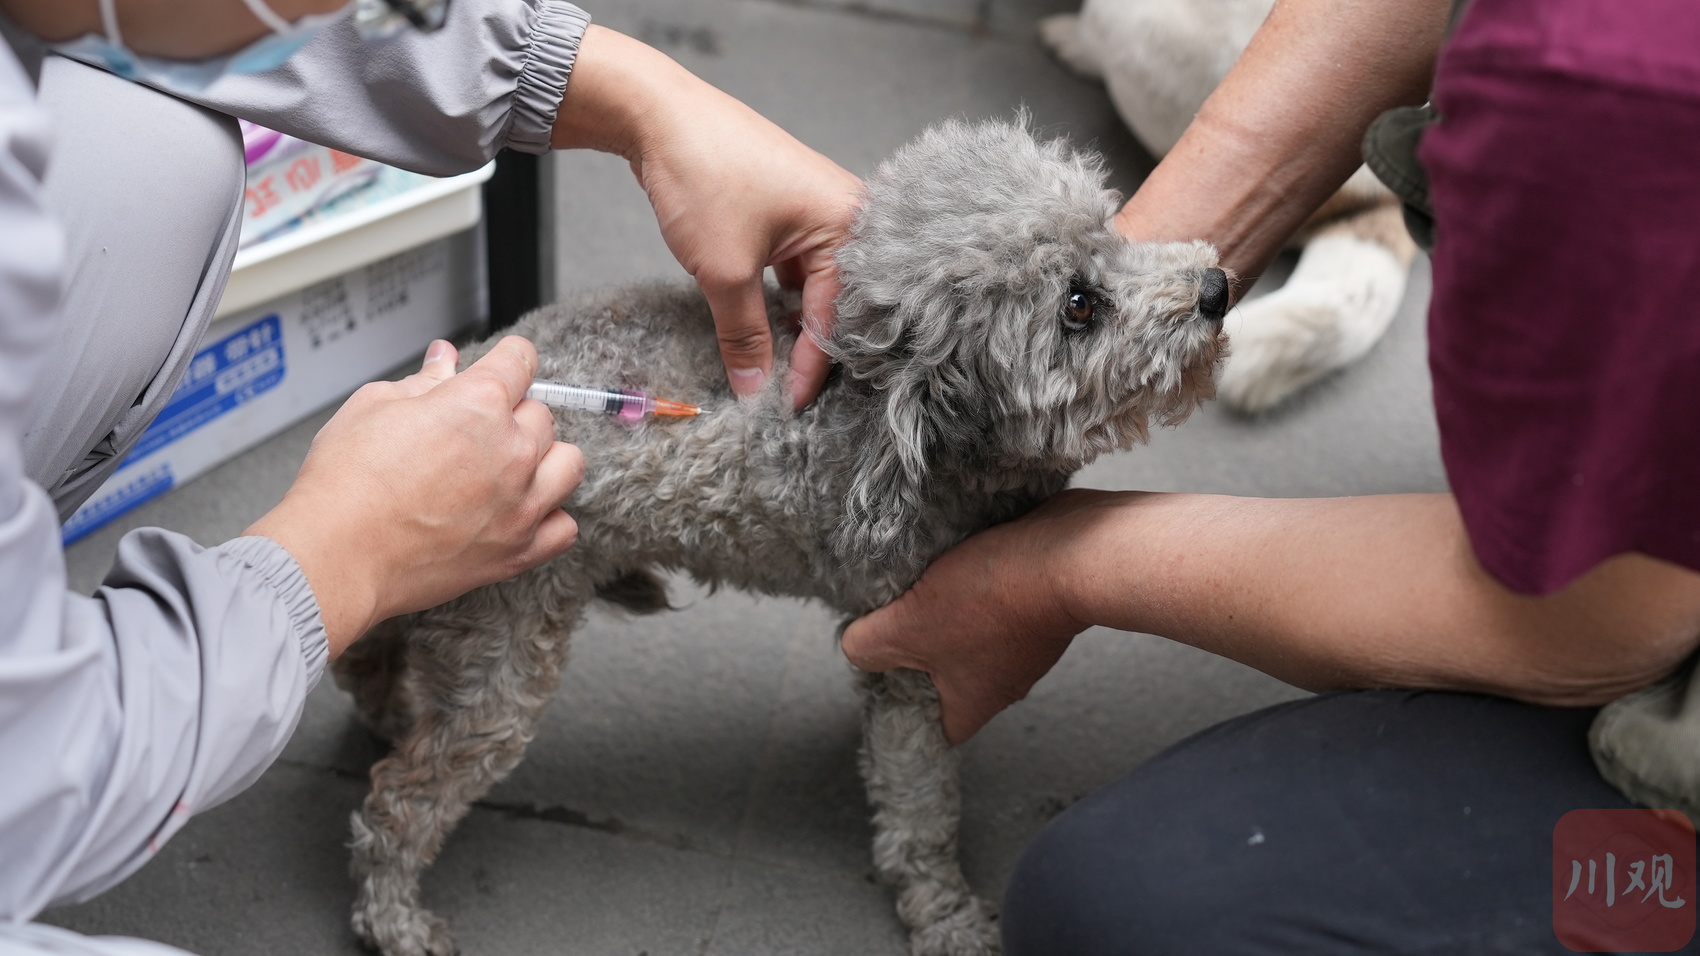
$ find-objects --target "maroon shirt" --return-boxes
[1421,0,1700,594]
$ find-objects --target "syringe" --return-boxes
[526,379,708,421]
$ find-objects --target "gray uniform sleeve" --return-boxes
[0,0,587,922]
[0,42,328,922]
[181,0,590,176]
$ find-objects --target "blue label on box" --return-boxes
[130,314,286,460]
[61,315,286,547]
[61,462,175,546]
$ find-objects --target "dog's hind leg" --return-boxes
[334,615,420,744]
[347,577,583,956]
[859,669,1001,956]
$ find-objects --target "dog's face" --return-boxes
[826,117,1228,559]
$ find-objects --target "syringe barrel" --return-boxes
[526,381,653,420]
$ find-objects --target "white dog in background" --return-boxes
[1042,0,1417,412]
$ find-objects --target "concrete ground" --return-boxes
[45,0,1447,952]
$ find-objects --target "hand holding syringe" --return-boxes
[526,380,709,422]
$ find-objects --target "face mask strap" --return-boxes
[236,0,295,35]
[98,0,295,46]
[98,0,124,44]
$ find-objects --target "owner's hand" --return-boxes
[842,491,1103,744]
[247,337,584,657]
[552,26,862,411]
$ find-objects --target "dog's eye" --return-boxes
[1062,290,1096,333]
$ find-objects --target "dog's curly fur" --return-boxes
[334,117,1226,956]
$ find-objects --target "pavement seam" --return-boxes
[274,756,893,890]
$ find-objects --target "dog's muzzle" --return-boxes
[1198,268,1230,324]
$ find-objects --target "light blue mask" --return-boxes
[56,0,351,94]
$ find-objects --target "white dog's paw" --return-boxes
[908,894,1001,956]
[1217,233,1408,413]
[1038,13,1104,80]
[352,901,458,956]
[1217,292,1360,412]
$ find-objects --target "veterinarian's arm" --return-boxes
[171,4,858,408]
[247,336,585,657]
[0,333,579,919]
[133,0,591,177]
[844,491,1700,744]
[1116,0,1451,292]
[0,12,585,916]
[551,25,863,409]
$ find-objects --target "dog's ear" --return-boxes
[833,370,938,564]
[825,114,1107,564]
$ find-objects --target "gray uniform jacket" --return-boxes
[0,0,588,925]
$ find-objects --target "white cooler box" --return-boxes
[63,165,494,545]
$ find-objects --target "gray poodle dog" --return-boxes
[335,117,1229,956]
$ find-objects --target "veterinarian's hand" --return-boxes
[552,26,863,411]
[842,491,1104,745]
[247,337,585,657]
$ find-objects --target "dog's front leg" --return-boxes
[858,668,1001,956]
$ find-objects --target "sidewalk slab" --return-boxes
[478,587,811,857]
[700,860,910,956]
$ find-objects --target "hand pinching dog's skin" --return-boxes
[335,117,1227,956]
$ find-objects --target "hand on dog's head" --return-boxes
[824,116,1228,562]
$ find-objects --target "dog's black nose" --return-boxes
[1199,268,1230,323]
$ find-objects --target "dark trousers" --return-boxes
[1001,691,1651,955]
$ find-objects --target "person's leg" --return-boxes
[1001,691,1637,955]
[25,56,244,519]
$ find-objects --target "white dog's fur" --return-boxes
[1041,0,1417,411]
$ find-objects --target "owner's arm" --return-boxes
[844,491,1700,745]
[1063,495,1700,703]
[844,0,1700,744]
[1117,0,1451,291]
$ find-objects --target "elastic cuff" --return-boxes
[218,536,329,687]
[505,0,592,154]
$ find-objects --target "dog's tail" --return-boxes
[594,568,673,615]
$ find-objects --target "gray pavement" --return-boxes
[43,0,1447,952]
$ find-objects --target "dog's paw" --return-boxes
[908,895,1001,956]
[1217,233,1408,413]
[352,903,459,956]
[1038,14,1104,80]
